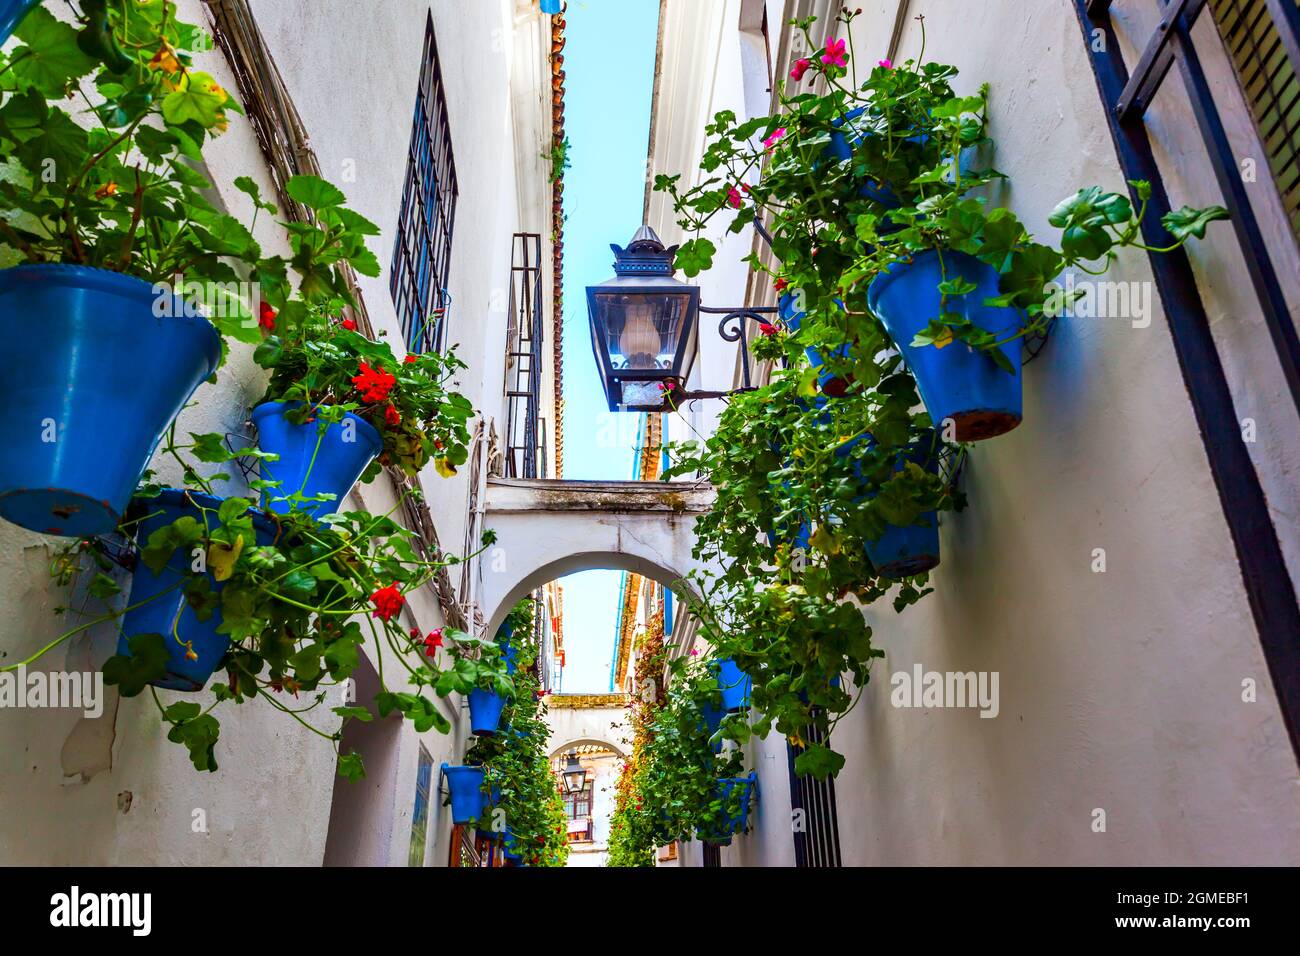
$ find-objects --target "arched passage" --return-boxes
[476,477,714,637]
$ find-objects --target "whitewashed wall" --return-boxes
[0,0,555,866]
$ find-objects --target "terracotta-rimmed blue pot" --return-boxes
[0,266,220,537]
[443,765,486,825]
[468,688,508,736]
[251,401,383,516]
[118,489,279,691]
[701,773,758,846]
[0,0,41,46]
[868,249,1024,441]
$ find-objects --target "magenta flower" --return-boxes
[763,127,786,149]
[726,186,742,209]
[877,57,893,69]
[789,58,811,82]
[758,322,779,337]
[821,37,847,68]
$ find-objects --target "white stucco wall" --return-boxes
[0,0,555,866]
[648,0,1300,866]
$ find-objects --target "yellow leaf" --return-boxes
[809,524,841,555]
[208,534,244,582]
[434,457,457,479]
[933,327,954,349]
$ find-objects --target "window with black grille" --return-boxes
[390,14,458,354]
[505,233,546,478]
[1209,0,1300,242]
[787,714,842,867]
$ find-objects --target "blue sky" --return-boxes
[554,0,660,692]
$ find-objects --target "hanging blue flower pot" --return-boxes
[539,0,562,13]
[443,765,486,825]
[825,106,975,210]
[117,489,279,691]
[779,293,853,395]
[699,698,726,754]
[702,773,757,846]
[868,249,1024,442]
[0,0,40,46]
[251,401,383,516]
[713,658,752,712]
[468,687,508,736]
[477,785,505,839]
[837,432,942,578]
[0,265,220,537]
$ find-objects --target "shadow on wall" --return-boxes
[322,654,402,866]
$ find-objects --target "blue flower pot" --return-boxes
[118,489,279,691]
[826,107,975,209]
[702,774,757,845]
[0,265,220,537]
[0,0,40,46]
[468,688,508,736]
[838,432,942,578]
[477,786,505,839]
[868,250,1024,441]
[699,699,726,753]
[539,0,562,12]
[251,401,383,516]
[444,765,486,825]
[779,293,853,395]
[714,658,752,712]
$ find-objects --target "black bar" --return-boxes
[1115,0,1195,122]
[1263,0,1300,103]
[1075,0,1300,763]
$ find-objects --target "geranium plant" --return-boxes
[653,9,1227,779]
[468,629,569,867]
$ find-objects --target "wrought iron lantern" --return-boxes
[586,225,777,413]
[561,751,587,794]
[585,226,701,412]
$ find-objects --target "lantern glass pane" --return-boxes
[591,291,694,371]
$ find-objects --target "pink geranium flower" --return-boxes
[821,37,847,68]
[789,57,811,82]
[726,186,742,209]
[878,58,893,69]
[763,127,786,149]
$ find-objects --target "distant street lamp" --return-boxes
[561,751,587,794]
[585,225,776,412]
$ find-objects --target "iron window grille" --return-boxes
[390,13,458,355]
[505,233,547,478]
[787,711,843,867]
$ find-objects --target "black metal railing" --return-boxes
[1075,0,1300,761]
[505,233,546,478]
[787,712,842,867]
[390,13,458,355]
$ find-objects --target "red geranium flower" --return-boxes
[774,277,788,293]
[258,301,276,331]
[352,361,396,403]
[370,582,404,621]
[384,404,401,428]
[422,628,444,657]
[340,317,357,331]
[758,322,779,337]
[404,354,417,364]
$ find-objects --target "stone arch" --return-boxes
[548,737,628,759]
[476,478,714,638]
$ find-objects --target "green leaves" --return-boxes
[101,634,170,697]
[11,7,99,96]
[793,742,845,780]
[674,237,716,278]
[1162,204,1229,242]
[286,175,347,210]
[161,71,229,129]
